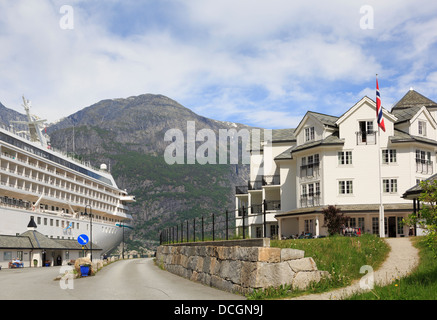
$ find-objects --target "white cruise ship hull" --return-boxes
[0,206,127,255]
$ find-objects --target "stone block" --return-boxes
[255,261,295,288]
[287,257,317,272]
[240,261,259,287]
[292,271,329,290]
[258,247,281,263]
[236,247,259,261]
[280,248,305,261]
[219,260,241,284]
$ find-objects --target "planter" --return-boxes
[80,265,90,277]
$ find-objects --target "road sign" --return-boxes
[77,234,89,245]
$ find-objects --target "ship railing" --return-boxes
[0,125,104,173]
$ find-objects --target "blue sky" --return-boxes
[1,0,437,128]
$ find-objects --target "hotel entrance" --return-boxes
[388,217,397,238]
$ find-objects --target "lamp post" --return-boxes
[82,205,93,261]
[116,223,134,260]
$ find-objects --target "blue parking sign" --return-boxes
[77,234,89,245]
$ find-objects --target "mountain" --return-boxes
[44,94,251,250]
[0,100,28,127]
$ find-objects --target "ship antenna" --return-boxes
[11,96,48,147]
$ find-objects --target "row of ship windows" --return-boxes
[0,168,120,207]
[33,215,120,234]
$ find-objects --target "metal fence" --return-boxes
[159,202,271,245]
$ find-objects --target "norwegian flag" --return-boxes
[376,77,386,132]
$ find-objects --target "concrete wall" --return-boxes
[156,240,329,295]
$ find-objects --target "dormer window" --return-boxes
[305,127,315,142]
[418,120,427,136]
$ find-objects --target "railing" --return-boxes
[356,131,376,145]
[159,201,279,245]
[248,180,263,190]
[300,193,321,208]
[235,185,248,194]
[235,175,280,194]
[416,159,433,174]
[264,200,281,211]
[262,175,280,186]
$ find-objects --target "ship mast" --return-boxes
[11,96,48,147]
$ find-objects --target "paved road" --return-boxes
[0,258,245,300]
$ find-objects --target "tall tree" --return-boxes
[405,180,437,258]
[322,205,349,236]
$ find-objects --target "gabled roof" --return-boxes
[391,105,423,123]
[402,172,437,199]
[0,230,102,250]
[336,96,397,126]
[390,129,437,147]
[294,111,339,137]
[391,89,437,111]
[274,133,344,160]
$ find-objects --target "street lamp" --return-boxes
[116,223,134,260]
[82,205,93,261]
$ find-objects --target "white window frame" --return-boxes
[382,178,398,194]
[338,180,353,195]
[382,149,397,164]
[338,151,353,165]
[305,127,315,142]
[418,120,427,136]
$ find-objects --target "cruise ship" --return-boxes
[0,97,135,256]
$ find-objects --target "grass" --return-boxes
[347,236,437,300]
[247,234,390,299]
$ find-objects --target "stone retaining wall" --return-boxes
[156,243,330,295]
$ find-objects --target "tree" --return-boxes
[322,205,349,236]
[404,180,437,258]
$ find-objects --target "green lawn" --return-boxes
[347,236,437,300]
[248,234,390,299]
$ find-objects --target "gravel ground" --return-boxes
[288,237,420,300]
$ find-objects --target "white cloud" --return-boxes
[1,0,437,129]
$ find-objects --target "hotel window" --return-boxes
[372,217,379,235]
[418,120,427,136]
[382,149,397,164]
[415,150,433,174]
[302,184,307,196]
[338,151,352,165]
[397,217,404,235]
[382,178,397,193]
[339,180,353,194]
[301,154,320,177]
[357,121,376,144]
[305,127,315,142]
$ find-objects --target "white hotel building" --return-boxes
[235,89,437,238]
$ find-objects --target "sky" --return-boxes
[1,0,437,128]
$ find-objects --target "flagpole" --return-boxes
[376,74,385,238]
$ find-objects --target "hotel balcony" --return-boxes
[262,175,280,186]
[264,200,281,211]
[416,159,433,175]
[235,185,249,194]
[356,130,376,145]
